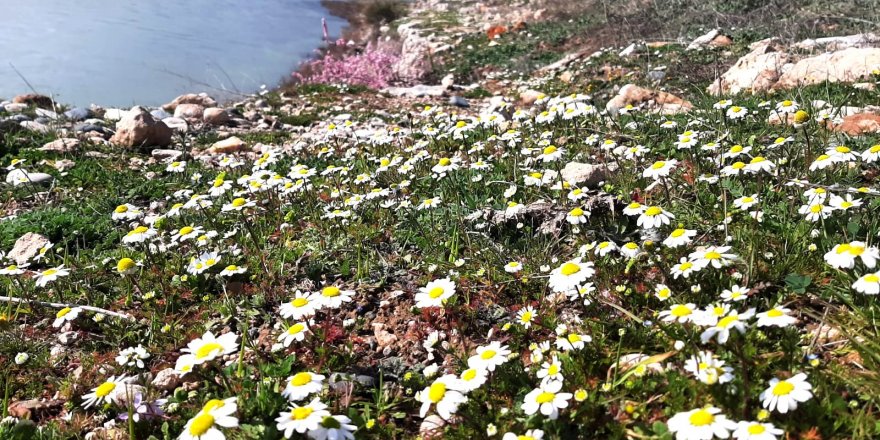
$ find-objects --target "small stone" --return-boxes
[162,93,217,111]
[150,109,172,120]
[561,162,617,187]
[173,103,204,122]
[834,113,880,136]
[206,136,246,154]
[449,96,470,108]
[8,232,51,265]
[647,70,666,82]
[35,108,58,119]
[372,323,398,348]
[5,169,54,186]
[7,399,64,421]
[4,103,28,113]
[40,138,80,153]
[103,108,128,121]
[151,149,183,161]
[559,70,574,83]
[606,84,692,115]
[110,106,173,149]
[687,29,720,50]
[162,117,189,132]
[12,93,53,109]
[520,89,545,105]
[151,368,181,391]
[203,107,230,125]
[419,415,446,438]
[63,107,91,121]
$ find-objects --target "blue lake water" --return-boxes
[0,0,345,107]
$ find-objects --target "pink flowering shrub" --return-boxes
[294,39,399,89]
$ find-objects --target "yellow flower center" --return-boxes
[671,305,692,317]
[428,382,447,403]
[290,372,313,387]
[750,156,766,163]
[651,161,666,169]
[717,315,738,328]
[202,399,225,412]
[42,269,58,277]
[644,206,662,216]
[288,323,306,334]
[731,162,745,170]
[679,262,693,271]
[292,297,309,308]
[117,258,136,273]
[772,381,795,396]
[810,204,822,213]
[535,391,556,404]
[461,369,477,381]
[704,251,722,260]
[547,364,560,375]
[292,407,314,420]
[543,145,557,155]
[671,229,685,237]
[95,382,117,398]
[428,286,445,299]
[179,226,194,236]
[570,208,584,217]
[438,158,451,166]
[195,342,223,360]
[56,307,72,319]
[748,424,766,434]
[835,146,851,153]
[689,409,714,426]
[864,274,879,283]
[567,334,582,343]
[480,349,497,360]
[231,198,246,207]
[767,308,784,317]
[520,311,533,323]
[560,262,581,276]
[114,205,128,213]
[322,286,341,297]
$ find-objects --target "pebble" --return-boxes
[64,107,91,121]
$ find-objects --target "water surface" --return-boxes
[0,0,344,107]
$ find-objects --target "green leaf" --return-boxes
[784,273,812,293]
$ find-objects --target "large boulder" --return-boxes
[606,84,692,115]
[162,93,217,112]
[708,38,789,95]
[110,106,173,149]
[774,47,880,90]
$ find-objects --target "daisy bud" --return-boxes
[14,352,29,365]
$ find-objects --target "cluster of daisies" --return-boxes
[5,85,880,440]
